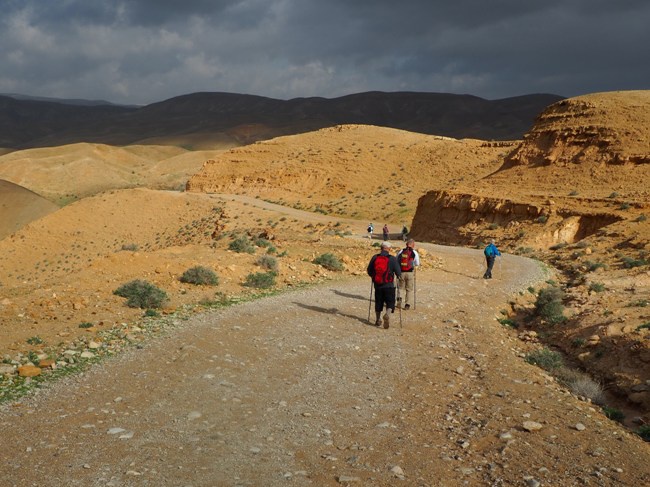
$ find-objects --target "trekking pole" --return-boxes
[397,284,402,328]
[367,280,373,324]
[413,267,417,310]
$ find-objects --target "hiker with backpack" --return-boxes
[483,239,502,279]
[367,223,374,239]
[397,239,420,310]
[367,241,401,328]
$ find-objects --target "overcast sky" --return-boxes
[1,0,648,105]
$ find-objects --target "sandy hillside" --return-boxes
[0,142,229,205]
[0,179,59,240]
[187,124,514,223]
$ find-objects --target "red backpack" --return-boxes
[399,248,415,272]
[373,254,393,284]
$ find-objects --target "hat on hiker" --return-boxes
[381,241,391,249]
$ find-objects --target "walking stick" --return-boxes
[396,283,402,328]
[367,280,373,324]
[413,267,417,310]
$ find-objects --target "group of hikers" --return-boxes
[365,224,501,329]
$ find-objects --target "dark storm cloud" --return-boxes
[0,0,648,105]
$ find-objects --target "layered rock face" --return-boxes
[504,90,650,168]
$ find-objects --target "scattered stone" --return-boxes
[337,475,361,483]
[0,364,15,375]
[522,421,543,432]
[390,465,405,479]
[107,427,126,435]
[524,476,541,487]
[17,365,41,377]
[187,411,202,420]
[575,423,586,431]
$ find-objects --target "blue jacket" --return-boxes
[484,243,501,258]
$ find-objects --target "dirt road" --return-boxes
[1,243,649,486]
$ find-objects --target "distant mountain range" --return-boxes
[0,91,564,149]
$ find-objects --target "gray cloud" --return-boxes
[1,0,648,105]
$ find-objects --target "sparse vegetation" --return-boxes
[620,256,649,268]
[588,282,606,293]
[78,322,93,329]
[535,215,548,224]
[637,424,650,442]
[636,214,647,222]
[243,271,277,289]
[602,406,625,423]
[228,235,256,254]
[525,348,563,371]
[256,255,279,272]
[179,266,219,286]
[535,286,565,323]
[114,279,168,309]
[26,336,44,345]
[584,260,607,272]
[313,253,344,271]
[497,317,517,328]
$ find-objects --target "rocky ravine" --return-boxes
[1,243,648,486]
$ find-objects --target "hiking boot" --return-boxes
[404,304,410,310]
[383,313,390,329]
[375,318,381,326]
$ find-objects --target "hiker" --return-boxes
[382,224,389,241]
[397,238,420,310]
[401,225,409,241]
[367,241,401,328]
[483,239,502,279]
[367,223,374,239]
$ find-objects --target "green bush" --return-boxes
[589,282,606,293]
[78,322,93,329]
[525,348,564,371]
[228,235,255,254]
[621,256,649,268]
[26,336,44,345]
[256,255,278,272]
[179,266,219,286]
[313,253,344,271]
[121,243,139,251]
[243,271,277,289]
[535,286,565,323]
[636,214,647,222]
[637,424,650,442]
[114,279,168,309]
[602,406,625,423]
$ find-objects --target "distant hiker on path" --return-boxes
[367,241,401,328]
[401,225,409,241]
[397,239,420,310]
[382,224,389,241]
[483,239,502,279]
[367,223,374,239]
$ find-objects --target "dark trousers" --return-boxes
[483,256,496,278]
[374,286,396,312]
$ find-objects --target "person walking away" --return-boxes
[382,224,390,241]
[367,223,374,239]
[483,239,501,279]
[401,225,409,242]
[397,238,420,309]
[367,241,401,328]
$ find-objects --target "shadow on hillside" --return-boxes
[293,302,371,326]
[330,289,369,301]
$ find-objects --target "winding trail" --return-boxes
[1,203,649,486]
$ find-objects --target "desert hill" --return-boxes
[1,89,649,432]
[410,91,650,411]
[0,91,562,149]
[186,124,515,223]
[0,180,59,240]
[0,142,230,205]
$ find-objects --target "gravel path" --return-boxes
[1,244,649,486]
